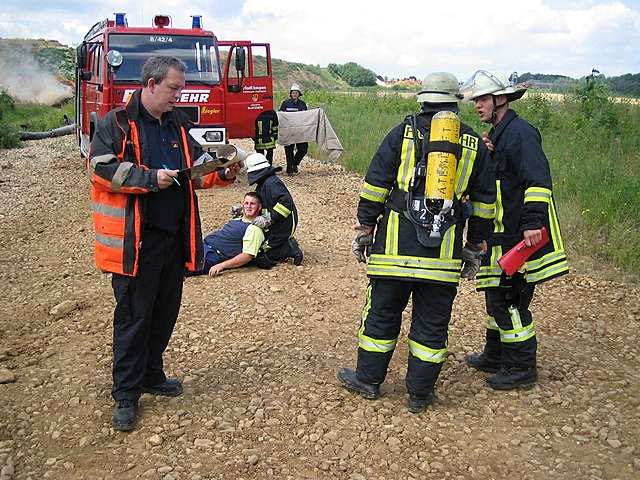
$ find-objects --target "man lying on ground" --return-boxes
[186,192,265,277]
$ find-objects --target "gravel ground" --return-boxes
[0,137,639,480]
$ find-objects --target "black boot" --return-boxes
[407,390,436,413]
[289,238,304,266]
[142,378,183,397]
[112,399,138,431]
[487,366,537,390]
[465,352,500,373]
[337,368,380,400]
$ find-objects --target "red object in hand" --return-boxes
[497,227,550,276]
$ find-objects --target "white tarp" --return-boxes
[276,108,344,162]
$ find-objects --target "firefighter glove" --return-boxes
[229,204,243,218]
[461,241,486,279]
[352,231,374,263]
[252,211,272,229]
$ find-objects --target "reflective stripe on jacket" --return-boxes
[88,89,233,276]
[357,111,495,285]
[476,109,569,289]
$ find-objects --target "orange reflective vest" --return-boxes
[88,89,233,276]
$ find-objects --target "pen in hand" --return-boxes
[162,164,181,187]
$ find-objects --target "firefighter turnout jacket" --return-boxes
[358,110,496,285]
[88,89,233,276]
[255,171,298,250]
[476,109,569,289]
[254,110,279,150]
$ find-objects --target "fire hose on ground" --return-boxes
[20,124,76,141]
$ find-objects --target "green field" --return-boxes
[284,87,640,277]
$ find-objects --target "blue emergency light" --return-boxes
[191,15,202,29]
[114,12,127,27]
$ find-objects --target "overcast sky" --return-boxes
[1,0,639,80]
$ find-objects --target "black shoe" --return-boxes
[465,352,500,373]
[141,378,183,397]
[337,368,380,400]
[407,391,436,413]
[112,399,138,431]
[289,238,304,266]
[292,165,299,173]
[487,367,538,390]
[287,171,295,177]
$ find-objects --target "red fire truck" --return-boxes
[75,13,273,157]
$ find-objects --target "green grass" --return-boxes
[0,91,74,148]
[285,89,640,277]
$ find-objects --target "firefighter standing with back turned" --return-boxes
[88,56,239,431]
[462,70,569,390]
[338,72,496,412]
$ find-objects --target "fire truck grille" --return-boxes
[175,106,200,124]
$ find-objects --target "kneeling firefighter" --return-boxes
[338,72,496,412]
[245,153,304,267]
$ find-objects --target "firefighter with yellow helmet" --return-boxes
[462,70,569,390]
[338,72,496,412]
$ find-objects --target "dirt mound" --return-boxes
[0,138,639,479]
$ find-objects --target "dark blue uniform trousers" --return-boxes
[111,228,184,402]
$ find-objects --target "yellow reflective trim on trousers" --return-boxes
[360,284,372,328]
[366,264,460,283]
[525,259,569,283]
[494,180,504,233]
[471,201,495,219]
[486,316,499,331]
[357,285,397,353]
[408,339,447,363]
[369,254,462,270]
[454,142,477,196]
[508,306,523,330]
[500,321,536,343]
[398,128,417,191]
[440,223,456,259]
[273,202,291,218]
[358,332,397,353]
[360,182,390,203]
[385,211,400,256]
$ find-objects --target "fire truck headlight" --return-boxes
[107,50,123,68]
[204,131,223,143]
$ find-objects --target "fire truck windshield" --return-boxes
[108,33,220,84]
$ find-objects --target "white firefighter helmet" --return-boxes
[245,152,270,173]
[416,72,462,103]
[289,83,303,96]
[461,70,527,102]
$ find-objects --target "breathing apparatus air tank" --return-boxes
[425,110,460,215]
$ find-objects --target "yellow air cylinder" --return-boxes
[425,111,460,203]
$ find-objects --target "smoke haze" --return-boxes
[0,43,73,105]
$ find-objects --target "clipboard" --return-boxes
[180,145,245,180]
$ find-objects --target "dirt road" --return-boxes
[1,137,639,480]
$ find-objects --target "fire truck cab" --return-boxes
[75,13,273,157]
